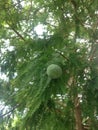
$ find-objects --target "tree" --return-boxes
[0,0,98,129]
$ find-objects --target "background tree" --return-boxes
[0,0,98,130]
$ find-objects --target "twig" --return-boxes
[55,49,69,61]
[7,22,26,42]
[11,27,26,42]
[0,104,19,118]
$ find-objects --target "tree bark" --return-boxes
[74,96,84,130]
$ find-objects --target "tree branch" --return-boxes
[7,22,26,42]
[11,27,26,42]
[54,49,69,61]
[0,104,19,118]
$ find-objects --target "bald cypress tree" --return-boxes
[0,0,98,129]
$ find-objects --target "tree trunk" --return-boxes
[74,96,84,130]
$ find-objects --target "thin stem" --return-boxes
[0,104,19,118]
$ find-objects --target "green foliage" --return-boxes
[0,0,98,129]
